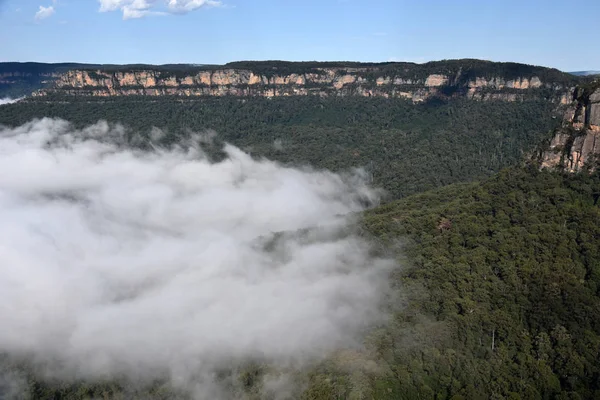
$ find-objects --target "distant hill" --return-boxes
[0,62,96,98]
[0,59,582,100]
[569,70,600,76]
[0,62,204,98]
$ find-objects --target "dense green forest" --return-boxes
[357,167,600,399]
[254,167,600,399]
[0,96,562,198]
[3,167,599,399]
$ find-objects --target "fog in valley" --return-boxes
[0,118,393,397]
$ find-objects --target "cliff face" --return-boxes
[0,62,98,98]
[540,81,600,171]
[33,64,574,103]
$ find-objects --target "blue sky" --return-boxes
[0,0,598,71]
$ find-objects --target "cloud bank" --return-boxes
[99,0,221,19]
[0,119,391,396]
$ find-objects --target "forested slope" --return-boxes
[0,97,561,199]
[353,167,600,399]
[3,167,599,399]
[1,71,597,399]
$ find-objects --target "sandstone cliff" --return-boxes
[540,81,600,171]
[32,60,576,103]
[0,62,101,98]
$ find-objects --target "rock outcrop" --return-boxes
[540,81,600,171]
[31,60,576,103]
[0,62,98,98]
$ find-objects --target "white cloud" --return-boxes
[0,119,392,396]
[167,0,221,13]
[0,98,23,105]
[34,5,55,20]
[98,0,221,19]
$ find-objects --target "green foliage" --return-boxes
[0,96,562,199]
[354,167,600,399]
[0,141,598,398]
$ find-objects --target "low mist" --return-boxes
[0,98,21,105]
[0,119,392,396]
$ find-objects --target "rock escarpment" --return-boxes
[0,62,97,98]
[31,60,576,103]
[540,81,600,171]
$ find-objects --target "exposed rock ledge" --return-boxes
[540,82,600,171]
[34,67,572,103]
